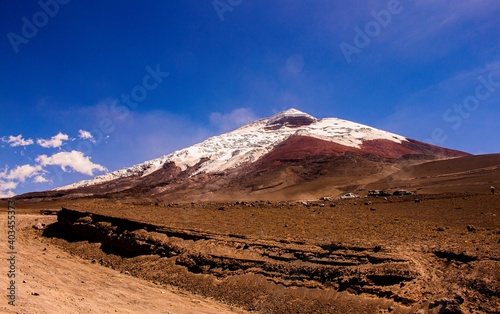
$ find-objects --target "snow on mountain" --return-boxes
[55,109,407,190]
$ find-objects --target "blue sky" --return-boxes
[1,0,500,197]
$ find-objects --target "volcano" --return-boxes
[21,109,469,201]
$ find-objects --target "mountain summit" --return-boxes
[265,108,318,128]
[47,109,467,200]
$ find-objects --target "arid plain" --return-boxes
[2,154,499,313]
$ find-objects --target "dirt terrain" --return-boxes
[367,154,500,195]
[3,154,500,313]
[5,191,499,313]
[0,214,245,314]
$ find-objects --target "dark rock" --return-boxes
[454,294,465,304]
[443,304,463,314]
[429,298,464,314]
[467,225,477,232]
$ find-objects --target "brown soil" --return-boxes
[368,154,500,194]
[6,192,500,313]
[4,153,500,313]
[0,214,246,314]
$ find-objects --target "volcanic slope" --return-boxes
[366,153,500,194]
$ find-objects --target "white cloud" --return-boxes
[78,129,96,143]
[4,164,44,182]
[0,178,18,199]
[0,180,18,191]
[37,132,69,148]
[209,108,259,132]
[36,150,107,176]
[33,175,49,183]
[1,134,34,147]
[0,190,15,198]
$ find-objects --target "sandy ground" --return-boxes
[40,194,500,313]
[0,214,244,314]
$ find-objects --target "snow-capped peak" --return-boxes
[266,108,317,128]
[268,108,316,120]
[55,109,408,190]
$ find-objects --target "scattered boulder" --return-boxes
[466,225,477,233]
[429,295,464,314]
[393,189,413,196]
[32,222,45,230]
[76,216,92,224]
[454,294,465,304]
[39,209,57,215]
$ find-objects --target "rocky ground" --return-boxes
[4,192,499,313]
[0,214,246,314]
